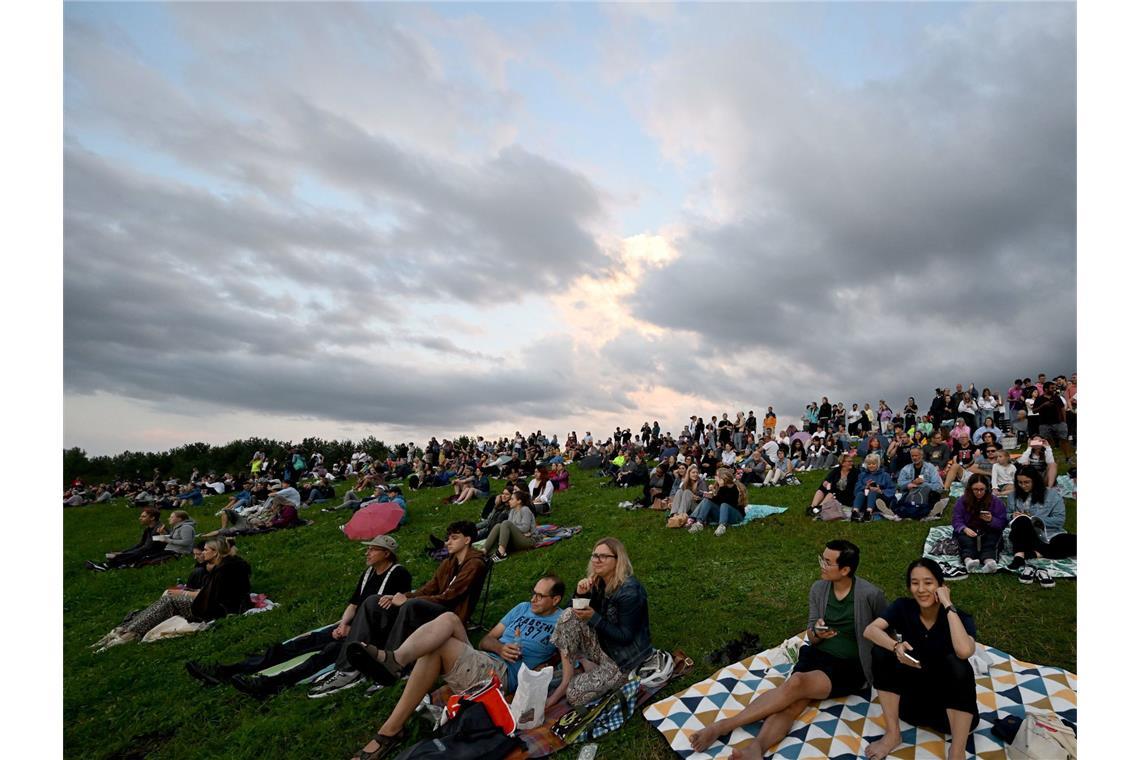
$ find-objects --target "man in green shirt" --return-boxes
[689,540,886,759]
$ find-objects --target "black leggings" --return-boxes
[871,646,979,734]
[1009,516,1077,559]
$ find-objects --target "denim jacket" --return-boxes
[585,575,652,672]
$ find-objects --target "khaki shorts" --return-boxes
[444,645,509,693]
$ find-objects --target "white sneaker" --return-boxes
[964,558,982,573]
[308,669,363,698]
[714,524,727,536]
[688,521,704,533]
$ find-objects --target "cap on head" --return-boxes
[361,534,398,557]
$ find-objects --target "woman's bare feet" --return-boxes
[689,721,725,752]
[729,739,766,760]
[865,731,902,760]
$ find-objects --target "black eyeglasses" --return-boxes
[531,590,556,599]
[590,553,617,561]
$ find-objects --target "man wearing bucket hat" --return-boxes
[185,535,412,697]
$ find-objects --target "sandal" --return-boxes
[672,648,695,680]
[351,730,406,760]
[347,642,403,686]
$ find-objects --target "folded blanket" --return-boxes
[738,505,787,525]
[923,525,1076,578]
[473,525,582,554]
[645,638,1077,759]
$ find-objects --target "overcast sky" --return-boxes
[62,2,1076,455]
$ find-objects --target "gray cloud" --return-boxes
[626,5,1076,406]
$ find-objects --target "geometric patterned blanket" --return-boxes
[644,639,1077,759]
[922,525,1077,578]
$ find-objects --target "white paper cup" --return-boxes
[572,597,590,610]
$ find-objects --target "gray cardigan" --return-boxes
[807,577,887,686]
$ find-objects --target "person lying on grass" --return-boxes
[688,539,886,759]
[348,574,564,760]
[185,535,412,696]
[308,521,486,698]
[862,559,978,760]
[92,537,250,650]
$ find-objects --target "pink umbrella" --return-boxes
[343,502,404,541]
[791,432,812,447]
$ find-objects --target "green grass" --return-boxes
[64,464,1076,759]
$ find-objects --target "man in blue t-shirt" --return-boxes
[349,575,565,759]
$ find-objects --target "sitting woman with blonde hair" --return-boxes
[547,537,652,708]
[689,467,748,536]
[93,537,252,650]
[669,463,706,520]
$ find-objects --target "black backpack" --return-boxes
[392,701,523,760]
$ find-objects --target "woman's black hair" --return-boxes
[1015,464,1047,504]
[906,557,944,586]
[963,473,992,513]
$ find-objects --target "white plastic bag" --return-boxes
[141,615,210,643]
[509,662,553,730]
[968,643,994,676]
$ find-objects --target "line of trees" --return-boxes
[63,436,396,485]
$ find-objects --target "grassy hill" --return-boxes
[63,463,1076,759]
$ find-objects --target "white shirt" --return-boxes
[991,462,1017,490]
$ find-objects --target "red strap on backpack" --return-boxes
[444,670,517,735]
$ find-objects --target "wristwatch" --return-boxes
[944,605,959,615]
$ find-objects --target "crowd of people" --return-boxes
[72,371,1076,759]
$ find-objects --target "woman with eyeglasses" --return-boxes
[951,474,1008,574]
[547,537,651,708]
[1007,466,1075,585]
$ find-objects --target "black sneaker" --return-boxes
[1017,565,1036,584]
[850,511,863,523]
[185,661,225,686]
[1035,568,1056,589]
[941,564,968,582]
[231,674,276,699]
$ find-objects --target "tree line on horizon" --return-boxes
[62,435,417,485]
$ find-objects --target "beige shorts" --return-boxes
[444,645,509,693]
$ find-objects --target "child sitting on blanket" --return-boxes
[688,540,887,759]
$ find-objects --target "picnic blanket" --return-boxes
[644,638,1077,759]
[1055,474,1076,499]
[923,525,1077,578]
[474,525,582,554]
[140,593,278,642]
[532,524,583,548]
[738,505,787,526]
